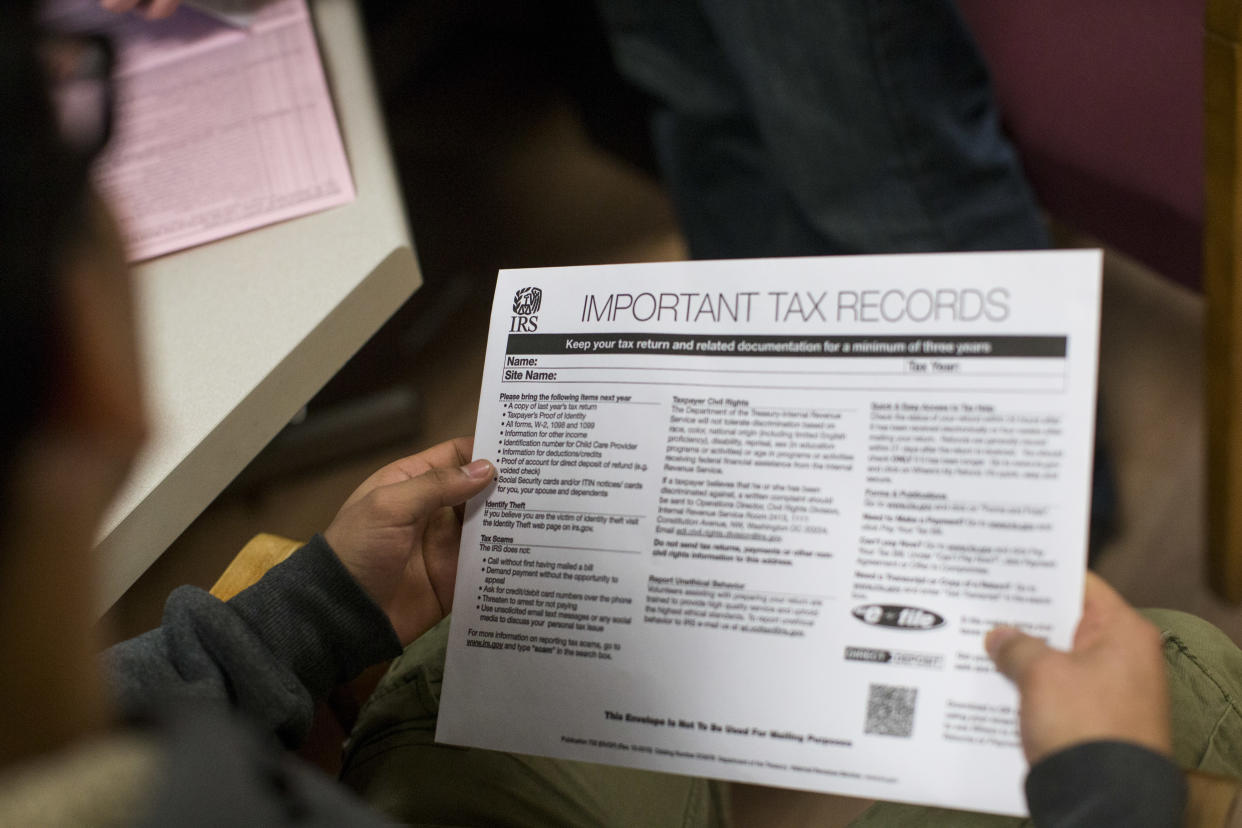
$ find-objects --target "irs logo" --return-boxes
[513,287,542,315]
[510,286,542,332]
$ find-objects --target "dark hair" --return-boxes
[0,3,93,531]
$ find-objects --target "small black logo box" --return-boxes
[513,287,542,315]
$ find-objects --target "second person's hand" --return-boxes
[324,437,494,646]
[985,572,1171,764]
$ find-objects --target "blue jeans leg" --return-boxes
[596,0,1049,258]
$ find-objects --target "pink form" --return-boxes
[46,0,356,261]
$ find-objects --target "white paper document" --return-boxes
[439,251,1102,816]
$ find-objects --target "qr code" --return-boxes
[864,683,917,738]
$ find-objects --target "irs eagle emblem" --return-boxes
[513,287,542,315]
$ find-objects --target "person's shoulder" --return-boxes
[0,731,157,827]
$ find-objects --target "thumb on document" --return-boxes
[378,460,496,523]
[985,627,1051,685]
[324,438,495,645]
[984,573,1171,764]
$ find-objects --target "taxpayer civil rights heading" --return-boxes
[579,288,1011,325]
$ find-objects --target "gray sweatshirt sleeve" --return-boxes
[103,534,403,746]
[1025,741,1186,827]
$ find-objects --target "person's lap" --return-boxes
[340,610,1242,827]
[339,618,729,827]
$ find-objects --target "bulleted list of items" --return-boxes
[467,330,1076,653]
[475,389,660,661]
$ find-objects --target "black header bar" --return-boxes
[506,333,1066,358]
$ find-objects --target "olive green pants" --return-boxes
[339,617,730,827]
[341,611,1242,827]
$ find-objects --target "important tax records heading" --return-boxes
[578,288,1011,325]
[505,333,1068,358]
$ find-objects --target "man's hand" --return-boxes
[324,437,494,646]
[985,572,1171,764]
[99,0,182,20]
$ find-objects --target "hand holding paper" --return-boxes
[986,572,1172,764]
[325,439,495,647]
